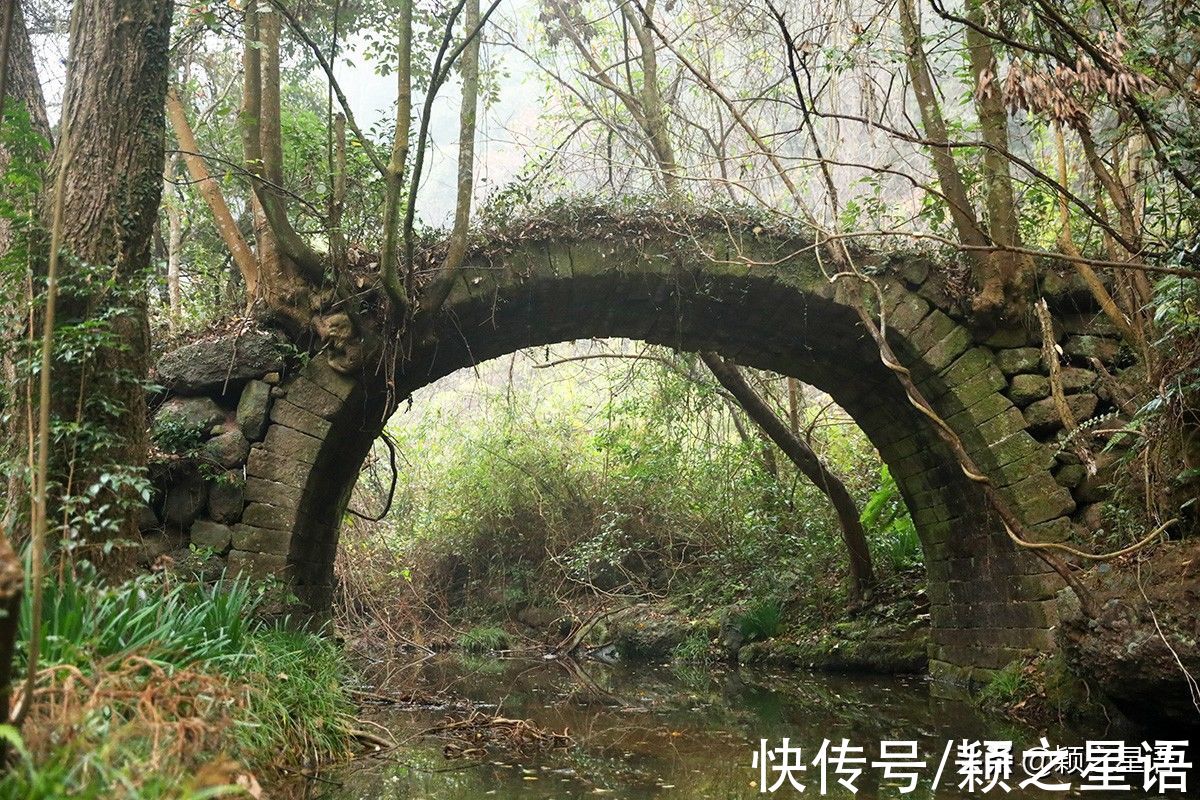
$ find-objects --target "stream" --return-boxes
[319,655,1177,799]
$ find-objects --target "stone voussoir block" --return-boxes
[241,502,297,532]
[939,363,1008,410]
[938,347,997,389]
[994,445,1057,488]
[228,549,290,580]
[909,310,958,356]
[886,291,931,335]
[284,377,345,420]
[304,357,356,401]
[968,407,1028,454]
[270,399,333,440]
[263,424,323,465]
[245,475,305,508]
[247,446,310,488]
[920,325,973,374]
[233,523,293,554]
[1003,474,1076,525]
[946,391,1014,431]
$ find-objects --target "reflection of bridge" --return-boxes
[148,217,1121,687]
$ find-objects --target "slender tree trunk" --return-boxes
[379,0,414,309]
[619,0,678,189]
[0,3,47,730]
[415,0,483,321]
[964,0,1033,315]
[700,353,876,599]
[164,170,183,329]
[41,0,174,562]
[896,0,993,299]
[165,87,258,299]
[787,377,802,435]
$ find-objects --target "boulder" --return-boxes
[137,530,185,565]
[155,396,224,432]
[610,608,690,661]
[203,429,251,469]
[162,472,208,528]
[156,330,288,396]
[236,380,272,441]
[138,504,161,532]
[190,519,234,552]
[1023,393,1099,435]
[208,473,245,523]
[996,347,1042,376]
[1009,374,1050,406]
[1063,335,1119,364]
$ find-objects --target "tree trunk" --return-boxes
[964,0,1033,316]
[165,87,258,300]
[163,153,183,328]
[700,352,876,599]
[0,3,45,732]
[41,0,174,562]
[414,0,484,323]
[896,0,992,295]
[2,1,51,538]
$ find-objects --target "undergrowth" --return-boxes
[0,568,355,798]
[337,347,923,649]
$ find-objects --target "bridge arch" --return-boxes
[185,221,1102,687]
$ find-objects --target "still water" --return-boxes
[320,655,1168,799]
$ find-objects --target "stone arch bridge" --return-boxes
[145,217,1122,687]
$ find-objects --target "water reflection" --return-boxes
[321,656,1150,799]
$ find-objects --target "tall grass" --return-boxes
[1,569,354,799]
[19,566,258,670]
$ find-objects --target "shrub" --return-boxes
[2,569,354,798]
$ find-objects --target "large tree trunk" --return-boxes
[700,352,876,599]
[41,0,174,563]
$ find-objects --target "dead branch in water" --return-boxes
[421,709,572,758]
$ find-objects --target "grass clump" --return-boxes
[738,600,783,643]
[977,661,1034,711]
[671,631,713,664]
[459,625,510,652]
[0,568,356,799]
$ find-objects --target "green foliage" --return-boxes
[671,631,713,664]
[1,570,353,798]
[459,625,511,652]
[150,414,208,455]
[859,465,922,571]
[230,627,355,764]
[20,566,256,670]
[737,600,783,643]
[349,347,914,631]
[977,661,1033,711]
